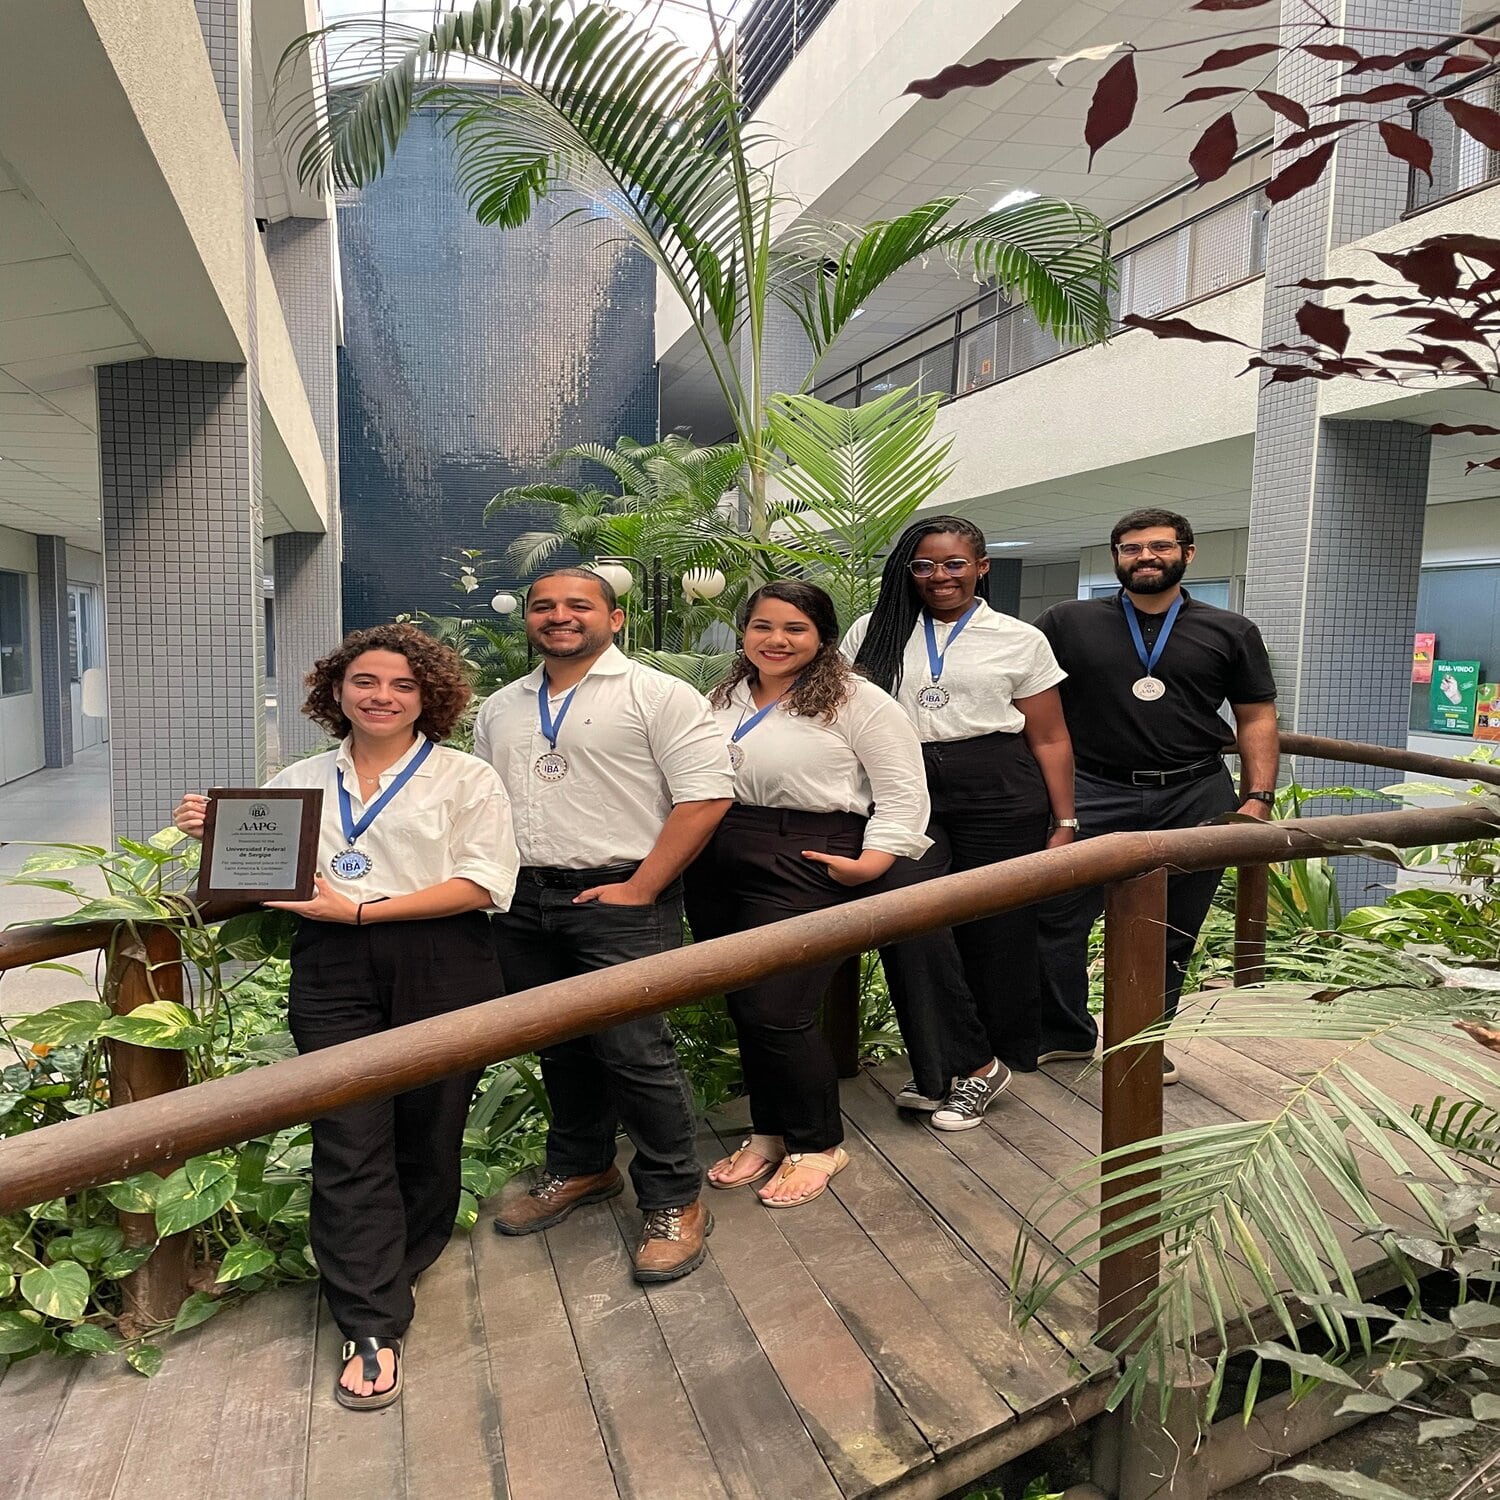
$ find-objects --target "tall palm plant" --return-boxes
[274,0,1115,537]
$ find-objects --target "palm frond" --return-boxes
[633,649,735,692]
[775,195,1114,367]
[1015,973,1500,1421]
[760,387,952,588]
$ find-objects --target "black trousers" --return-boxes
[491,869,702,1211]
[685,805,989,1151]
[287,912,503,1339]
[1035,765,1239,1052]
[902,731,1053,1072]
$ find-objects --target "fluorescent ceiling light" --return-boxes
[986,540,1030,550]
[991,189,1040,211]
[850,307,866,318]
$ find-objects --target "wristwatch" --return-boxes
[1052,818,1081,830]
[1242,791,1275,807]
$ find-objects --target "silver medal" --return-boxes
[330,847,373,880]
[728,741,745,770]
[1132,676,1166,702]
[916,684,951,710]
[534,749,570,782]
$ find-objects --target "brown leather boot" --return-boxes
[492,1166,623,1236]
[632,1200,713,1283]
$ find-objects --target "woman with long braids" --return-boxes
[685,580,998,1206]
[845,516,1077,1118]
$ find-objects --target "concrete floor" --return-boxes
[0,745,113,1015]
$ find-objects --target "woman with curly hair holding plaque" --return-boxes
[174,622,517,1411]
[685,581,997,1209]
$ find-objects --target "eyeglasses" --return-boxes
[1114,541,1182,559]
[909,558,974,578]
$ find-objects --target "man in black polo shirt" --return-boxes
[1033,508,1279,1082]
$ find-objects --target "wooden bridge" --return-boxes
[2,735,1498,1500]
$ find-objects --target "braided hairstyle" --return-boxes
[853,515,991,695]
[709,579,854,723]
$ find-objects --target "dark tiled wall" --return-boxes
[336,106,658,629]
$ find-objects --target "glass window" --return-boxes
[1410,564,1500,731]
[0,570,32,696]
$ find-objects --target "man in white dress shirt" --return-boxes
[474,568,733,1282]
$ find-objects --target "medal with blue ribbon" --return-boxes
[727,686,791,770]
[1122,593,1183,702]
[917,602,980,709]
[331,736,435,880]
[534,677,578,782]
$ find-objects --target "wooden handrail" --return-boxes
[1279,731,1500,787]
[0,800,1494,1213]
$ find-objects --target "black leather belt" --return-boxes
[1076,756,1225,789]
[519,862,639,890]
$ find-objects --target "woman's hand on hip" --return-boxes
[266,878,359,924]
[172,794,209,840]
[801,849,896,887]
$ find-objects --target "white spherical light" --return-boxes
[682,567,726,601]
[490,591,518,616]
[591,562,634,598]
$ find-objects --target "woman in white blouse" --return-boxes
[845,516,1077,1094]
[174,623,518,1413]
[686,581,1002,1209]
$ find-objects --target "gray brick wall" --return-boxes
[34,535,72,769]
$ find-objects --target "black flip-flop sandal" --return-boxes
[335,1336,403,1411]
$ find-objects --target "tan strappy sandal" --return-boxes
[708,1133,786,1189]
[757,1147,849,1209]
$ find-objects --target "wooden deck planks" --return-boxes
[4,1345,80,1498]
[474,1205,619,1500]
[402,1239,507,1500]
[607,1194,845,1500]
[543,1199,729,1500]
[692,1125,931,1498]
[206,1281,319,1500]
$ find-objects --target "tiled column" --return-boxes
[1244,0,1457,905]
[93,0,263,838]
[34,535,72,769]
[97,362,265,838]
[265,217,343,760]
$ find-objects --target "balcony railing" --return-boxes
[814,185,1268,413]
[731,0,840,118]
[1408,60,1500,214]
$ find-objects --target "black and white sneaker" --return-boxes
[896,1079,944,1112]
[932,1061,1011,1131]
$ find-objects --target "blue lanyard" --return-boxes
[1121,594,1183,677]
[732,689,790,744]
[336,737,434,847]
[922,602,980,683]
[537,677,578,749]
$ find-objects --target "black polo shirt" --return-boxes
[1035,589,1277,772]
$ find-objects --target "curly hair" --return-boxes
[302,622,472,741]
[853,515,991,695]
[709,580,853,724]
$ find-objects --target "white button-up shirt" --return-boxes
[473,645,734,869]
[842,601,1066,743]
[712,677,933,860]
[266,735,519,909]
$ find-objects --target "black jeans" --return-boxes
[287,911,503,1339]
[685,806,989,1150]
[491,868,702,1211]
[904,731,1052,1072]
[1034,765,1239,1052]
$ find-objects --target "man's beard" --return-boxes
[1115,556,1187,594]
[530,623,615,658]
